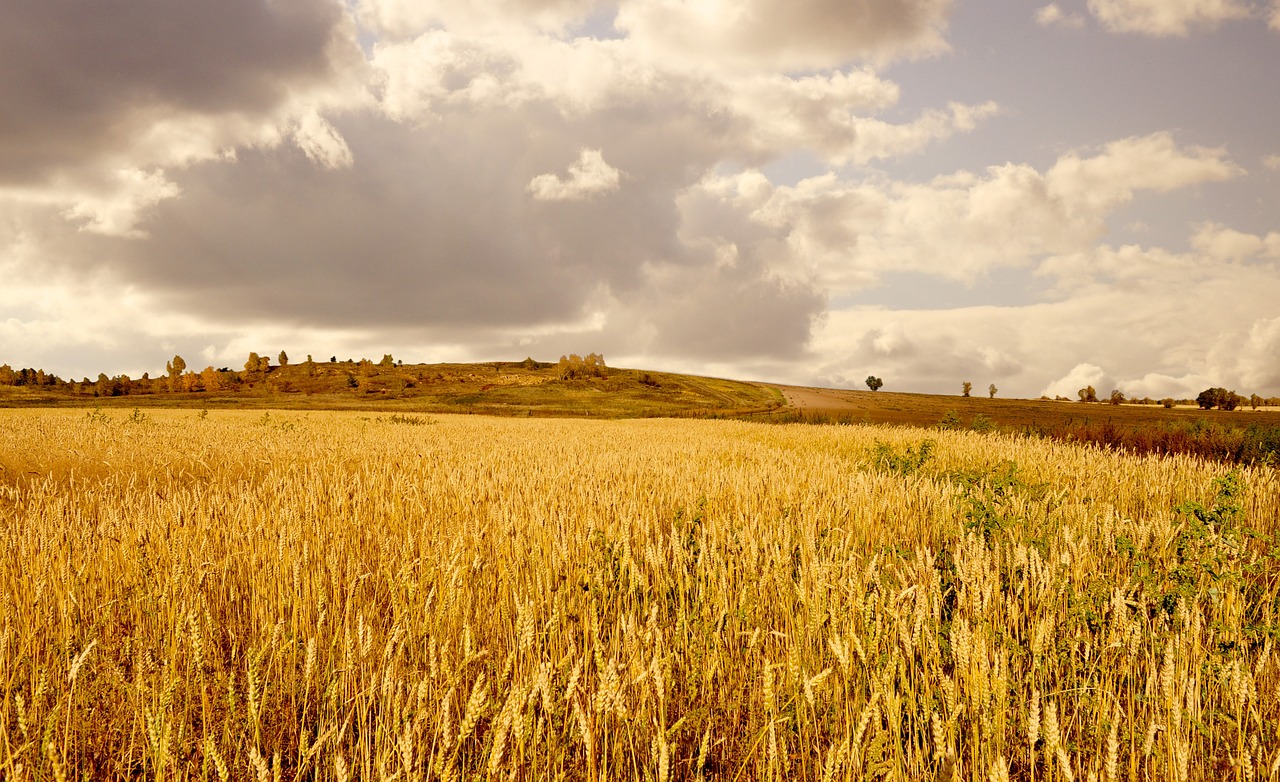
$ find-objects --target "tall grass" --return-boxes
[0,409,1276,780]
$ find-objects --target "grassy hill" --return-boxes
[0,359,785,418]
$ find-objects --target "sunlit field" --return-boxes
[1,409,1277,781]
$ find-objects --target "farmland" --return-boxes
[1,408,1277,780]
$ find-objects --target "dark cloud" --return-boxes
[0,0,347,184]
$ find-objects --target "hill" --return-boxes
[0,358,785,419]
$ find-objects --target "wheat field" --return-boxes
[0,408,1276,781]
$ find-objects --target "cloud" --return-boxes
[0,0,358,185]
[358,0,608,37]
[294,111,356,170]
[368,25,993,169]
[1044,132,1240,212]
[1265,154,1280,171]
[615,0,953,71]
[0,0,367,238]
[1086,0,1252,36]
[60,168,183,238]
[673,132,1240,300]
[1036,4,1086,28]
[1231,317,1280,390]
[1041,363,1109,398]
[1191,222,1280,260]
[528,149,623,201]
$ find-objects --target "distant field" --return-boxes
[5,364,1279,464]
[1,409,1277,780]
[768,387,1280,466]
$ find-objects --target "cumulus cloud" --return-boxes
[1036,4,1086,28]
[528,149,623,201]
[1191,223,1280,260]
[1045,133,1241,210]
[672,132,1241,301]
[1041,363,1109,399]
[1086,0,1252,36]
[1232,317,1280,390]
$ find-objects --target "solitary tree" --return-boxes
[865,376,884,392]
[278,350,289,367]
[1078,386,1098,403]
[962,381,972,397]
[1109,389,1125,405]
[988,384,997,399]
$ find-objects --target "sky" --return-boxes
[2,0,1279,398]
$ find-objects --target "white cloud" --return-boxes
[1272,0,1280,29]
[1087,0,1252,36]
[676,132,1240,298]
[1036,4,1086,28]
[57,169,181,238]
[1116,372,1209,399]
[1264,154,1280,170]
[293,111,355,170]
[528,148,623,201]
[1232,317,1280,389]
[1191,222,1280,260]
[1041,363,1109,398]
[1045,132,1241,211]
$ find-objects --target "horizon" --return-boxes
[3,0,1279,398]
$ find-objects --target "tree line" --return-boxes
[0,351,405,398]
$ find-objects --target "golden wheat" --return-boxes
[0,408,1276,780]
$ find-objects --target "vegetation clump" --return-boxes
[557,353,607,380]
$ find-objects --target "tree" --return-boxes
[1250,393,1262,410]
[988,384,997,399]
[1197,387,1242,411]
[962,381,972,397]
[1109,389,1125,405]
[166,355,186,392]
[558,353,608,380]
[278,351,289,367]
[865,376,884,392]
[1078,386,1098,403]
[380,354,395,367]
[245,352,270,380]
[201,366,222,392]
